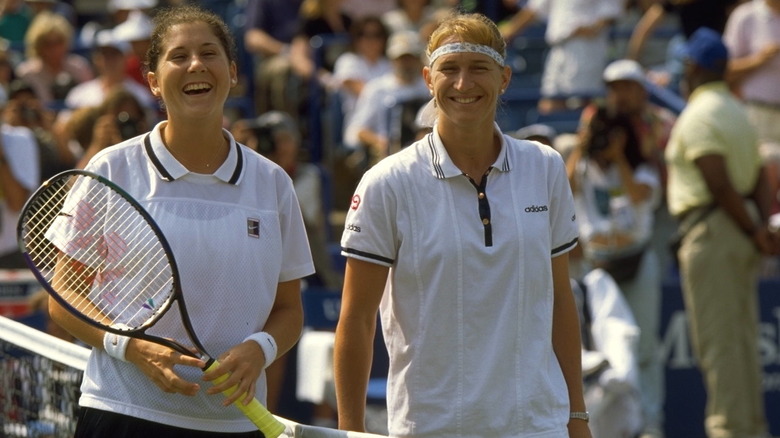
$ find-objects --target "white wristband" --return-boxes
[103,331,131,362]
[244,332,277,369]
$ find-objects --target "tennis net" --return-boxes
[0,315,386,438]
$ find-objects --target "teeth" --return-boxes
[184,83,211,92]
[453,97,478,104]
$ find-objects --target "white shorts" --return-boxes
[541,35,609,99]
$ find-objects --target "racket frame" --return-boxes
[18,169,212,364]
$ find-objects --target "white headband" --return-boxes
[428,42,505,67]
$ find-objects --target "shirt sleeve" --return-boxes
[340,165,398,267]
[549,150,579,256]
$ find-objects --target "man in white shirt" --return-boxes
[344,30,430,167]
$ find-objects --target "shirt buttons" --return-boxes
[478,193,485,199]
[482,218,490,225]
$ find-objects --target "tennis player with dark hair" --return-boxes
[334,11,591,438]
[47,5,314,437]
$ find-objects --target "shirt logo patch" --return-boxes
[524,205,548,213]
[346,223,361,233]
[350,194,361,210]
[247,218,260,238]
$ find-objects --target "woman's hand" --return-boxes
[202,340,266,406]
[124,338,205,396]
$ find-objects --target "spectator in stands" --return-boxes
[626,0,743,92]
[47,6,313,436]
[339,0,395,21]
[58,29,157,126]
[3,79,71,178]
[335,11,589,438]
[665,27,775,438]
[583,60,675,176]
[24,0,77,26]
[511,122,557,146]
[289,0,352,87]
[381,0,443,37]
[0,0,32,47]
[15,10,94,106]
[113,9,154,87]
[724,0,780,213]
[572,270,643,438]
[724,0,780,208]
[567,102,665,438]
[71,88,149,169]
[499,0,624,113]
[243,0,303,116]
[0,89,41,269]
[332,16,392,145]
[343,30,429,168]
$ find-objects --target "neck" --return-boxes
[437,121,500,177]
[161,120,229,173]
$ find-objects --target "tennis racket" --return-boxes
[17,169,286,438]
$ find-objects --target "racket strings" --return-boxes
[23,174,175,331]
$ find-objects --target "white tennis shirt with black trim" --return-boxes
[341,124,579,438]
[76,122,314,432]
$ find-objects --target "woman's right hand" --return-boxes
[124,338,206,396]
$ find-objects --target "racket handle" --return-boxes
[205,360,286,438]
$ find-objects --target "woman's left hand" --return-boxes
[202,340,266,406]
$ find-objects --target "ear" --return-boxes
[501,65,512,93]
[230,61,238,88]
[147,71,161,97]
[422,66,433,94]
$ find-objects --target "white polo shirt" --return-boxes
[341,125,579,438]
[75,122,314,432]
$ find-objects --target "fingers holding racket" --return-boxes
[206,360,286,438]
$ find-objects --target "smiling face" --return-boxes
[423,40,510,128]
[146,20,237,121]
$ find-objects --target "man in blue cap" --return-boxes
[665,27,776,438]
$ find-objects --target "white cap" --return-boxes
[603,59,646,88]
[113,10,153,42]
[94,29,131,54]
[108,0,157,12]
[387,31,424,60]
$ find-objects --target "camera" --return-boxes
[116,111,140,140]
[585,106,634,156]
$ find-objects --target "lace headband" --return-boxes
[428,42,505,67]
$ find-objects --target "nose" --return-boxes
[187,55,206,72]
[453,70,473,91]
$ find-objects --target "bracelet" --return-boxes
[569,411,590,422]
[244,332,277,369]
[103,332,131,362]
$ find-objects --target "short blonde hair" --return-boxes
[24,11,73,59]
[426,11,505,62]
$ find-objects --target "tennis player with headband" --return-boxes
[335,11,591,438]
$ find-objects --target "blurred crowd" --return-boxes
[1,0,779,437]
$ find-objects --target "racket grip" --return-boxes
[204,360,286,438]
